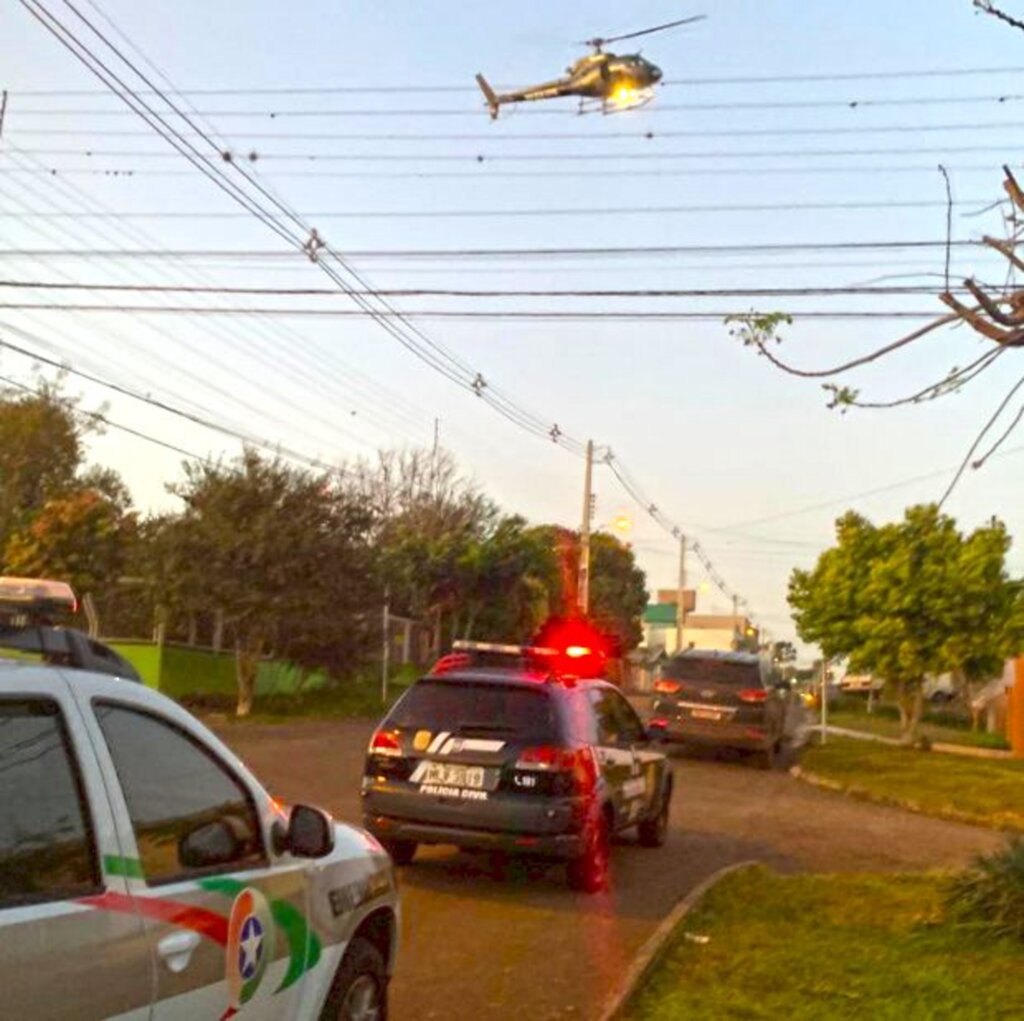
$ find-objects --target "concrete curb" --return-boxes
[597,860,760,1021]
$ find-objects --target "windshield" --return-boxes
[387,680,558,741]
[662,657,763,687]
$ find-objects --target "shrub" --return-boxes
[947,839,1024,940]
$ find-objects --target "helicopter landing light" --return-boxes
[608,84,652,110]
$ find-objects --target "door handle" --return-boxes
[157,929,201,973]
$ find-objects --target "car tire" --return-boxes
[379,838,417,866]
[319,936,388,1021]
[567,811,611,893]
[637,789,670,848]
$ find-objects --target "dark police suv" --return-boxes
[361,640,672,892]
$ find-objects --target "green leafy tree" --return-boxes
[790,504,1023,744]
[154,451,377,715]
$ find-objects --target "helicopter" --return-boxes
[475,14,706,119]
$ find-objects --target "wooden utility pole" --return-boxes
[676,534,687,653]
[578,440,594,615]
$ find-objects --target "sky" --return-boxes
[2,0,1024,652]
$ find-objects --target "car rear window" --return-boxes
[387,680,557,741]
[662,657,763,687]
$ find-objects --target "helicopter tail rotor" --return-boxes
[475,73,501,120]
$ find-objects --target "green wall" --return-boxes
[106,641,326,698]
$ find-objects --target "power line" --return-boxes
[13,118,1024,137]
[0,198,1000,220]
[0,239,989,259]
[0,324,352,473]
[9,65,1024,95]
[12,92,1024,117]
[0,304,946,321]
[0,279,972,298]
[13,143,1023,162]
[0,369,207,460]
[0,162,1009,181]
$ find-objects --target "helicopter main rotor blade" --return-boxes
[584,13,707,50]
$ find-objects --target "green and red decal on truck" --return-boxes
[80,857,329,1018]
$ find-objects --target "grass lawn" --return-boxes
[624,867,1024,1021]
[802,737,1024,832]
[827,705,1010,751]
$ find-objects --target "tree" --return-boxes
[0,379,132,602]
[789,504,1023,744]
[524,526,648,653]
[3,487,135,599]
[0,381,88,542]
[154,450,377,715]
[589,532,649,653]
[771,640,797,664]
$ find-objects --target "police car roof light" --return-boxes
[0,576,78,614]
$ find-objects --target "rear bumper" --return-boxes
[652,721,770,751]
[362,782,588,858]
[364,813,587,858]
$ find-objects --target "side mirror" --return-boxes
[285,804,335,859]
[179,818,244,869]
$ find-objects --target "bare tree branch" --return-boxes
[838,345,1006,409]
[974,1,1024,33]
[729,311,960,380]
[939,371,1024,507]
[963,278,1020,326]
[983,235,1024,273]
[939,291,1024,344]
[973,401,1024,469]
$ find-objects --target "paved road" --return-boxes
[213,718,1005,1021]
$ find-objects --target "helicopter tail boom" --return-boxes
[475,73,501,120]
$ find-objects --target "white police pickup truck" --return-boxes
[0,579,398,1021]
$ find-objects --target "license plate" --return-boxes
[691,708,723,721]
[421,762,486,789]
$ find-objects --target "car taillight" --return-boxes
[515,745,577,771]
[738,689,769,704]
[515,746,597,794]
[648,717,669,730]
[368,730,402,757]
[654,679,683,694]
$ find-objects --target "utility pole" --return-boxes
[578,439,594,616]
[381,587,391,705]
[676,534,687,653]
[820,656,829,744]
[731,593,739,648]
[0,91,7,141]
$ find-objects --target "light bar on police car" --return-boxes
[0,577,78,613]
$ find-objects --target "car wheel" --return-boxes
[320,937,388,1021]
[637,789,670,848]
[568,812,611,893]
[379,838,417,866]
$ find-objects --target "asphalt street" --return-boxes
[213,718,1004,1021]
